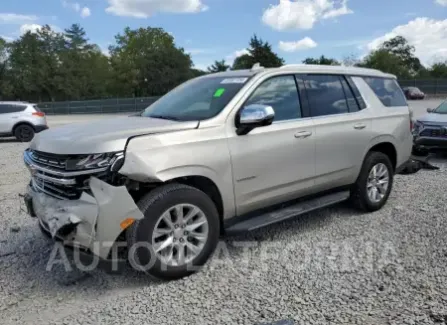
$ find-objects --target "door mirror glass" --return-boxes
[237,104,275,135]
[427,107,434,113]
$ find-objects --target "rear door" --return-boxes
[0,104,26,134]
[299,74,372,189]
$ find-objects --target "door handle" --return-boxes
[353,123,366,130]
[294,131,312,139]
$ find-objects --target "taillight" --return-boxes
[32,112,45,117]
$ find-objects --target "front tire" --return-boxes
[351,152,394,212]
[127,183,220,280]
[14,124,35,142]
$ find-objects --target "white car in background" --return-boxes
[0,101,48,142]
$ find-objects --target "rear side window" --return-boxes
[303,75,349,117]
[363,77,407,107]
[0,104,26,114]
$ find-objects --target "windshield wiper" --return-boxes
[148,114,181,121]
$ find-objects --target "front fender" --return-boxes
[119,128,236,220]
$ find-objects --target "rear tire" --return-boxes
[126,183,220,280]
[351,152,394,212]
[14,124,35,142]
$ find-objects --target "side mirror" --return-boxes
[236,104,275,135]
[427,108,434,113]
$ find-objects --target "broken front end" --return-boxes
[23,149,144,260]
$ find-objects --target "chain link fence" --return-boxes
[36,79,447,115]
[37,97,161,115]
[398,79,447,97]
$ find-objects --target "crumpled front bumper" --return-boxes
[25,177,144,259]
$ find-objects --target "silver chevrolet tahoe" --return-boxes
[23,64,412,279]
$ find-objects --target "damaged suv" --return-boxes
[23,64,412,279]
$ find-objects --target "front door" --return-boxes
[227,75,316,215]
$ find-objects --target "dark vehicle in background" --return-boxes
[412,99,447,155]
[403,87,425,100]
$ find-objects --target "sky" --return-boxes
[0,0,447,71]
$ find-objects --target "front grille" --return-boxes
[29,150,69,170]
[25,149,110,200]
[420,128,447,138]
[32,177,82,200]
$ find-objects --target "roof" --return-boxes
[203,64,396,79]
[0,101,32,104]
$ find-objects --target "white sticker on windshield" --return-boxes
[221,78,248,84]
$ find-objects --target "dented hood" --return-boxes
[30,116,199,154]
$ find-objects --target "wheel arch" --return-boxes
[364,138,397,171]
[12,121,35,134]
[170,175,225,234]
[122,165,235,229]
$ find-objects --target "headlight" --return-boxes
[412,121,423,135]
[66,152,124,171]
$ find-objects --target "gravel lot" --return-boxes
[1,103,447,325]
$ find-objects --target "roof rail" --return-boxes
[250,62,264,72]
[278,64,392,77]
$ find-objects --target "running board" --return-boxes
[225,190,350,235]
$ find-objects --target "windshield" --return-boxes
[141,76,250,121]
[434,100,447,114]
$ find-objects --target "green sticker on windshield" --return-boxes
[213,88,225,98]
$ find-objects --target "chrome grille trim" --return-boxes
[31,178,68,200]
[24,150,108,177]
[33,171,76,185]
[24,149,111,200]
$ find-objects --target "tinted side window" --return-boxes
[0,104,26,114]
[340,77,360,112]
[245,75,301,121]
[346,76,367,109]
[363,77,407,107]
[303,75,348,117]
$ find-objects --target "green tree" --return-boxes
[232,54,254,70]
[358,49,411,79]
[232,35,284,70]
[190,68,207,78]
[109,27,193,97]
[64,23,93,52]
[0,37,12,99]
[35,25,65,101]
[302,55,340,65]
[207,59,229,73]
[380,36,423,75]
[8,31,46,100]
[429,61,447,78]
[59,24,103,100]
